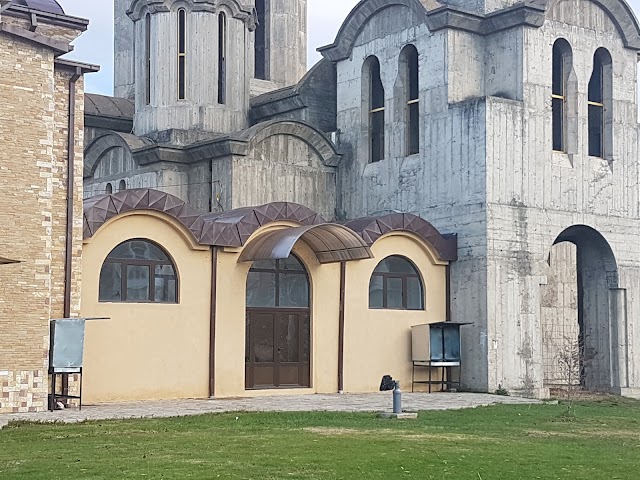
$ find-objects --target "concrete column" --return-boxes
[114,0,135,99]
[609,288,629,390]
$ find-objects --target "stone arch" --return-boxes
[535,0,640,49]
[239,119,341,167]
[83,132,152,179]
[541,224,624,393]
[128,0,256,26]
[318,0,429,62]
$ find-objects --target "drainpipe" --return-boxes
[209,247,218,397]
[445,264,452,322]
[338,262,346,393]
[62,67,82,398]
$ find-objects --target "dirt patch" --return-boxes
[303,427,496,442]
[526,429,640,440]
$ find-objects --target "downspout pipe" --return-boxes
[209,247,218,397]
[338,262,346,393]
[62,67,82,399]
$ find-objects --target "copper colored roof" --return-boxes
[344,213,458,262]
[83,189,457,262]
[238,224,373,264]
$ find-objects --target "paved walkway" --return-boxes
[0,393,539,430]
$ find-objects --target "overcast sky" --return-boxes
[61,0,640,96]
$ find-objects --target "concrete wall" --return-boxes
[114,0,135,99]
[80,212,212,403]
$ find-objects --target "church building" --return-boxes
[3,0,640,412]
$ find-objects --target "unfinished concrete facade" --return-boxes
[318,0,640,398]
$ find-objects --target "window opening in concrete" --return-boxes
[145,13,151,105]
[218,12,227,105]
[177,8,187,100]
[588,48,612,158]
[541,225,621,393]
[401,44,420,156]
[254,0,267,80]
[99,239,178,303]
[245,255,311,389]
[366,56,385,163]
[552,39,572,152]
[369,255,424,310]
[119,180,126,191]
[105,183,113,194]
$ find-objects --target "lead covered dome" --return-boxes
[10,0,64,15]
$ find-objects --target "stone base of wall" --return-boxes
[0,370,47,413]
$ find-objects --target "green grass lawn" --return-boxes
[1,397,640,479]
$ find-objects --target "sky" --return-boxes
[60,0,362,95]
[61,0,640,96]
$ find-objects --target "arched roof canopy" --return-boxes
[318,0,429,62]
[238,119,341,167]
[533,0,640,49]
[344,213,457,262]
[238,224,374,264]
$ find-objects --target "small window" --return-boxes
[552,39,572,152]
[145,13,151,105]
[369,255,424,310]
[99,239,178,303]
[246,256,309,308]
[105,183,113,194]
[365,56,385,163]
[401,45,420,155]
[588,48,612,158]
[254,0,267,80]
[218,12,227,105]
[119,180,126,191]
[177,8,187,101]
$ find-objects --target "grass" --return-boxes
[1,397,640,479]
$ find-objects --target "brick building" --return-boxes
[0,0,97,413]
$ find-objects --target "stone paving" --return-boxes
[0,392,540,430]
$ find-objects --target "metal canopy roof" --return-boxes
[10,0,64,14]
[238,224,374,264]
[0,256,20,265]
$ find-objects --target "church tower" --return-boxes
[253,0,307,88]
[123,0,257,137]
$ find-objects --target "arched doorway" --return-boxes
[245,256,311,389]
[541,225,620,391]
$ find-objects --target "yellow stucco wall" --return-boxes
[80,212,212,403]
[343,232,448,393]
[213,223,341,397]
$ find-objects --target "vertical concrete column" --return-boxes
[267,0,307,87]
[609,288,629,389]
[114,0,135,99]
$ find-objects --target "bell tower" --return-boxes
[124,0,257,136]
[253,0,307,88]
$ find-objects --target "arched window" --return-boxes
[552,39,572,152]
[145,13,151,105]
[254,0,267,80]
[119,179,127,191]
[177,8,187,100]
[246,256,309,308]
[218,12,227,105]
[369,255,424,310]
[105,183,113,194]
[365,56,385,163]
[588,48,612,158]
[99,239,178,303]
[401,45,419,155]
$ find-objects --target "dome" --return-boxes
[10,0,65,15]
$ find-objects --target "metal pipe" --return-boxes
[62,67,82,399]
[445,264,452,321]
[393,382,402,414]
[209,247,218,397]
[338,261,346,393]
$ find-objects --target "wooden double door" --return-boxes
[245,309,310,389]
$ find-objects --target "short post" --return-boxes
[393,381,402,414]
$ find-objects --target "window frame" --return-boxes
[145,12,151,105]
[99,239,179,304]
[369,255,425,311]
[365,56,385,164]
[177,8,187,101]
[588,47,612,159]
[401,44,420,156]
[551,39,572,153]
[246,256,310,309]
[254,0,268,80]
[218,11,227,105]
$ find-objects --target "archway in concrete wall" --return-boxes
[541,225,620,392]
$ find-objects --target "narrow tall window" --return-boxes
[145,13,151,105]
[552,39,572,152]
[177,8,187,101]
[218,12,227,105]
[588,48,612,158]
[368,57,385,163]
[401,45,420,155]
[254,0,267,80]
